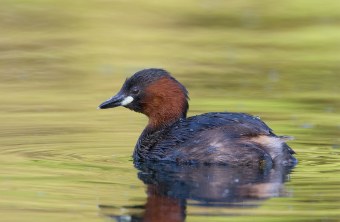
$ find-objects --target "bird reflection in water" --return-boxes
[99,162,294,222]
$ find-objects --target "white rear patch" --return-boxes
[121,96,134,106]
[250,135,284,159]
[210,140,223,148]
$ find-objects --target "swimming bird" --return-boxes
[98,68,296,167]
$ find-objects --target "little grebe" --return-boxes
[98,68,296,166]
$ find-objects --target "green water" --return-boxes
[1,0,340,221]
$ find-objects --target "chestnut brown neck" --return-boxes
[141,77,188,130]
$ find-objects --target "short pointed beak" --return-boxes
[98,92,125,109]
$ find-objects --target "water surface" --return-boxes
[1,1,340,221]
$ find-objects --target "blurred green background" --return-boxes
[0,0,339,221]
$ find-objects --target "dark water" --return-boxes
[1,1,340,222]
[101,163,294,222]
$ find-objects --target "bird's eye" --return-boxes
[131,88,139,94]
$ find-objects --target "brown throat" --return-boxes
[141,77,188,129]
